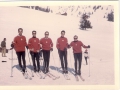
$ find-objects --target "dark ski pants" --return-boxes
[84,57,88,65]
[73,53,82,75]
[30,51,40,70]
[16,51,26,69]
[58,50,68,71]
[42,50,50,69]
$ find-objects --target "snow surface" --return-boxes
[0,6,114,86]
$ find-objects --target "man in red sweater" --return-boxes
[56,30,69,74]
[28,30,41,72]
[69,35,90,76]
[13,28,28,72]
[40,31,53,73]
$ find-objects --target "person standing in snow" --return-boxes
[69,35,90,75]
[40,31,53,73]
[84,49,89,65]
[28,30,41,72]
[1,38,7,57]
[56,30,69,74]
[13,28,28,72]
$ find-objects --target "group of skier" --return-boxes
[10,28,90,77]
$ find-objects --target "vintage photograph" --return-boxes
[0,1,119,90]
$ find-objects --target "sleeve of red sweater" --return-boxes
[81,41,88,48]
[50,38,53,48]
[56,38,59,49]
[66,38,68,48]
[24,36,27,46]
[38,39,41,50]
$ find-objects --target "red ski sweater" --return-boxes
[56,37,68,51]
[13,35,27,52]
[70,40,88,53]
[40,37,53,50]
[28,37,41,52]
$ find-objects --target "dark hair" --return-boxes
[18,28,23,32]
[4,38,6,40]
[45,31,49,34]
[61,30,65,34]
[32,30,36,34]
[74,35,78,38]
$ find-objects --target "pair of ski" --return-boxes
[43,72,60,80]
[75,74,85,81]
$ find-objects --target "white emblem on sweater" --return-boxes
[21,38,22,41]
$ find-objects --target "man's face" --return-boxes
[74,36,78,41]
[18,29,23,35]
[45,32,49,38]
[32,32,36,37]
[61,32,65,37]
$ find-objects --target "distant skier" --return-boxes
[69,35,90,76]
[1,38,7,57]
[28,30,41,72]
[84,49,89,65]
[40,31,53,73]
[12,28,28,72]
[56,30,69,74]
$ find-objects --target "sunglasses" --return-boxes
[45,34,49,35]
[32,33,36,34]
[74,38,77,39]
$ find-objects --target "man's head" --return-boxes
[18,28,23,36]
[45,31,49,38]
[32,30,36,37]
[4,38,6,41]
[61,30,65,37]
[74,35,78,41]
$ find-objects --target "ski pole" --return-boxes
[88,48,90,77]
[10,49,13,77]
[68,49,73,75]
[26,49,34,77]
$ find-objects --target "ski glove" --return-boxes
[88,45,90,48]
[50,48,53,51]
[11,44,14,48]
[26,46,29,49]
[64,48,67,51]
[67,45,71,48]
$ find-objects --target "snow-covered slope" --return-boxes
[0,6,114,85]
